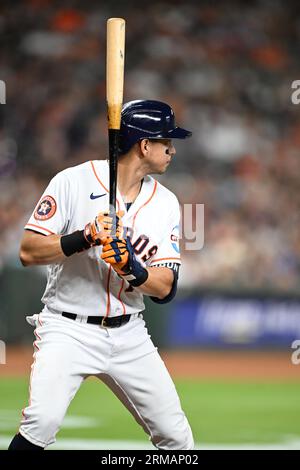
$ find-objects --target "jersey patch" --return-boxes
[34,195,57,220]
[170,225,180,254]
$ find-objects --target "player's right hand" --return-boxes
[84,211,124,246]
[101,236,149,286]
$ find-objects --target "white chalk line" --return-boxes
[0,409,102,431]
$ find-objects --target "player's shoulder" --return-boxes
[54,160,106,182]
[58,160,95,177]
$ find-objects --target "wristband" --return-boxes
[121,239,149,287]
[127,267,149,287]
[60,230,91,257]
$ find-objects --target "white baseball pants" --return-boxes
[19,309,194,450]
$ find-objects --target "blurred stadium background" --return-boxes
[0,0,299,450]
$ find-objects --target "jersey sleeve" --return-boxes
[149,197,181,267]
[25,171,71,236]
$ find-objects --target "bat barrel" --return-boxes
[106,18,125,130]
[106,17,125,212]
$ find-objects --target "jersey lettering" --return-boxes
[132,235,149,254]
[142,245,158,263]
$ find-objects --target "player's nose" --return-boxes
[169,144,176,157]
[166,143,176,157]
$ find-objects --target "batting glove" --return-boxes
[101,237,149,287]
[84,210,124,246]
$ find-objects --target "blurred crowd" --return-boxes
[1,0,300,293]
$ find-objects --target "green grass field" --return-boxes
[0,377,299,449]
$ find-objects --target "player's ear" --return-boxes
[140,139,150,156]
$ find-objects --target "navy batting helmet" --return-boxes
[119,100,192,155]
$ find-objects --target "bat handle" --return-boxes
[108,128,120,240]
[108,128,119,209]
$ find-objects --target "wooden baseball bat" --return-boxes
[106,17,126,210]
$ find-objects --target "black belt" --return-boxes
[62,311,131,328]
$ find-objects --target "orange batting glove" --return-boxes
[84,210,124,246]
[101,238,129,275]
[101,237,149,286]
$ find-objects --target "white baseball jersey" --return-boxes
[25,159,181,317]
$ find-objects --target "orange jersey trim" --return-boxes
[19,315,43,428]
[25,224,55,235]
[105,265,112,317]
[117,279,126,316]
[90,160,120,212]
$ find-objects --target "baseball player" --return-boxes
[8,100,194,451]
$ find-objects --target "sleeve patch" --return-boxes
[34,195,57,220]
[171,224,180,254]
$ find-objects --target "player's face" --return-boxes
[145,139,176,174]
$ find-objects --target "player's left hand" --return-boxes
[101,237,149,287]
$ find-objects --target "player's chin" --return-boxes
[157,162,170,174]
[155,168,167,175]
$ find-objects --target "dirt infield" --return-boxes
[1,347,299,381]
[161,350,300,381]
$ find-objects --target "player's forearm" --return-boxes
[136,267,173,299]
[20,232,66,266]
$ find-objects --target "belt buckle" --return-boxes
[100,316,108,328]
